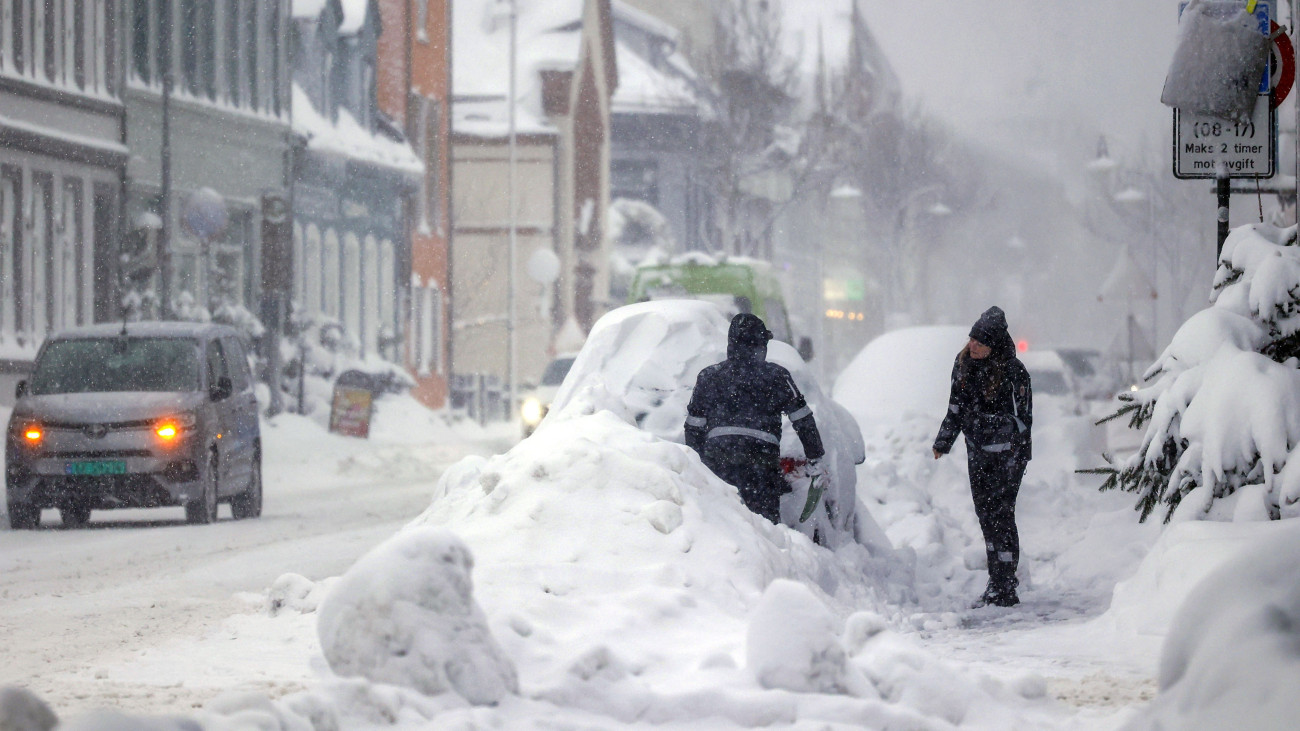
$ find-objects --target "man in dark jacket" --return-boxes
[686,313,826,524]
[932,306,1033,607]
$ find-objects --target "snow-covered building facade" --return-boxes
[122,0,293,320]
[288,0,421,361]
[0,0,126,378]
[451,0,617,388]
[375,0,452,408]
[609,2,711,254]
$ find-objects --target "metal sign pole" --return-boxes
[1217,174,1232,257]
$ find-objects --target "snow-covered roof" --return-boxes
[452,0,589,137]
[50,321,242,340]
[338,0,369,34]
[292,0,369,35]
[291,0,329,19]
[292,84,423,174]
[610,39,700,115]
[611,1,679,45]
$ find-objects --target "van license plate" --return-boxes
[66,460,127,476]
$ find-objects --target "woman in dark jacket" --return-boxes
[932,306,1032,607]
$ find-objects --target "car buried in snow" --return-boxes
[5,322,262,529]
[537,300,883,550]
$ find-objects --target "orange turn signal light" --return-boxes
[23,427,42,443]
[155,423,179,441]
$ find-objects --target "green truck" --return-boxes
[628,257,810,358]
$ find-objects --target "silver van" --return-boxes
[5,322,262,529]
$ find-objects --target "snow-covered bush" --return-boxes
[280,311,414,418]
[1093,223,1300,522]
[316,527,518,706]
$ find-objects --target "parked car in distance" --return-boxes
[1019,349,1084,414]
[519,353,578,438]
[5,322,262,529]
[1053,346,1124,401]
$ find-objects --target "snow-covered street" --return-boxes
[0,306,1243,731]
[0,403,515,717]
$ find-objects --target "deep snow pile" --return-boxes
[378,408,1063,727]
[316,528,518,705]
[546,299,877,549]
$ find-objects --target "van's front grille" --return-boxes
[44,419,154,430]
[49,450,153,459]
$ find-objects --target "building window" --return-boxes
[612,159,660,205]
[32,173,53,337]
[9,0,24,75]
[322,228,339,318]
[0,168,20,341]
[245,0,258,108]
[342,233,361,342]
[421,285,440,375]
[359,61,374,129]
[57,179,84,329]
[223,0,239,104]
[410,96,441,233]
[363,235,380,354]
[155,0,171,86]
[416,0,429,42]
[92,182,119,322]
[93,0,109,93]
[269,1,281,115]
[379,239,395,355]
[303,224,322,316]
[62,0,76,87]
[180,0,198,94]
[321,52,333,117]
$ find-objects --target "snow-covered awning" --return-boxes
[292,84,423,175]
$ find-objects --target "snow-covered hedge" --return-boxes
[1095,223,1300,522]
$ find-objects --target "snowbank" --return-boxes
[1121,521,1300,730]
[316,527,518,705]
[393,406,1060,727]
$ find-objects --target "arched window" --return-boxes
[292,221,304,305]
[379,239,395,355]
[419,284,440,376]
[303,224,322,316]
[322,228,340,319]
[362,235,379,354]
[342,232,361,342]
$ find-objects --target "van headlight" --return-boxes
[155,413,198,443]
[520,397,546,426]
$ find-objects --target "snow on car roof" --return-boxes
[46,321,241,341]
[1018,349,1069,371]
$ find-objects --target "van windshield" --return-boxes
[31,338,201,395]
[540,357,576,386]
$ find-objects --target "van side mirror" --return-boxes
[210,376,233,402]
[14,380,27,400]
[797,337,815,362]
